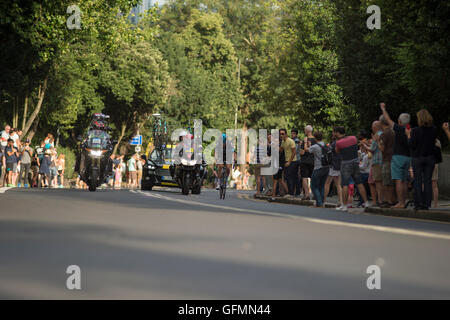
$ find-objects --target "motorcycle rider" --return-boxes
[75,113,112,176]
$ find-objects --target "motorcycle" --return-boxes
[78,130,112,192]
[173,151,207,195]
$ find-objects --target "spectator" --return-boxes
[49,148,59,188]
[1,125,11,150]
[299,125,316,200]
[19,139,33,188]
[9,128,21,149]
[443,123,450,141]
[39,149,52,188]
[303,131,330,207]
[5,138,19,187]
[378,115,396,207]
[242,166,250,190]
[362,121,383,206]
[357,147,371,207]
[324,131,343,209]
[0,125,10,186]
[114,157,123,189]
[380,103,411,209]
[57,154,65,188]
[127,154,137,188]
[137,156,144,189]
[264,133,273,195]
[270,134,288,197]
[252,134,269,195]
[334,127,370,211]
[44,133,55,148]
[406,109,437,210]
[31,151,40,188]
[280,128,297,196]
[291,129,302,196]
[0,147,4,187]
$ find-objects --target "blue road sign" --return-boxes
[130,135,142,145]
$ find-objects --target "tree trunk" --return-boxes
[23,75,48,138]
[26,116,40,144]
[22,92,29,131]
[113,122,127,155]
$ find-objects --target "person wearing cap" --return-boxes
[19,139,33,188]
[39,148,52,187]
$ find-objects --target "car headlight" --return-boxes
[90,150,103,157]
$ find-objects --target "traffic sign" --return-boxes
[130,135,142,145]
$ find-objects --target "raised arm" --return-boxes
[380,103,395,128]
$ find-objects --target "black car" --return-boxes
[141,145,178,190]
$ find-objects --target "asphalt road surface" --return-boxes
[1,186,450,299]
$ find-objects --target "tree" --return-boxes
[100,40,170,154]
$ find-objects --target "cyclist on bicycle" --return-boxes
[215,133,233,179]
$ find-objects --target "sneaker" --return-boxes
[17,183,21,187]
[24,184,29,188]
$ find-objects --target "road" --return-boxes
[1,186,450,299]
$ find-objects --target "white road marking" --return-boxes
[0,187,14,194]
[131,190,450,241]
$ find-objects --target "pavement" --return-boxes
[249,193,450,223]
[1,186,450,299]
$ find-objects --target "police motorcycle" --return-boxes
[75,113,113,192]
[170,131,207,195]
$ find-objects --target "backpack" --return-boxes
[319,144,333,167]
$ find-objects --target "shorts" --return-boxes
[382,161,394,186]
[432,164,438,181]
[13,163,19,173]
[372,164,382,182]
[300,163,314,179]
[130,171,137,180]
[391,155,411,181]
[254,164,264,176]
[6,162,14,172]
[50,167,58,178]
[328,168,340,177]
[340,162,362,187]
[273,167,283,180]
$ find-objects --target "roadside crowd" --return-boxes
[0,127,65,188]
[251,104,450,211]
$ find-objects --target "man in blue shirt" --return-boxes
[380,103,411,209]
